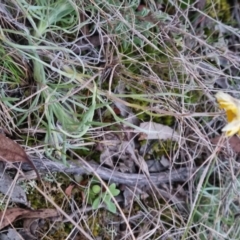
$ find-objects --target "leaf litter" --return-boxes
[0,207,59,230]
[0,133,40,179]
[0,169,27,205]
[136,122,179,141]
[210,136,240,153]
[94,81,187,224]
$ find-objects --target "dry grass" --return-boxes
[0,0,240,239]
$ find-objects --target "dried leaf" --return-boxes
[0,228,22,240]
[0,170,27,205]
[210,136,240,153]
[0,134,40,179]
[0,208,59,230]
[65,184,75,197]
[136,122,179,141]
[0,134,28,162]
[0,208,30,230]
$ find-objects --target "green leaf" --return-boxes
[92,196,101,210]
[109,183,120,196]
[57,83,97,138]
[92,185,101,194]
[113,189,120,196]
[109,183,116,190]
[103,194,111,203]
[106,201,117,214]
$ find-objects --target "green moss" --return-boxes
[184,90,203,105]
[206,0,231,22]
[46,222,72,239]
[154,139,178,157]
[141,139,178,160]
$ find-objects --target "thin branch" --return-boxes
[22,157,200,187]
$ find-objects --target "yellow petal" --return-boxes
[225,109,237,122]
[221,120,240,136]
[215,91,239,122]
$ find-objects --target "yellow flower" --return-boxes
[215,91,240,136]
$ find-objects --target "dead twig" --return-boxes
[22,157,200,187]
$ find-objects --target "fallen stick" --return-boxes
[22,157,199,186]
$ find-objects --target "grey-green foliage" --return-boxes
[87,183,120,214]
